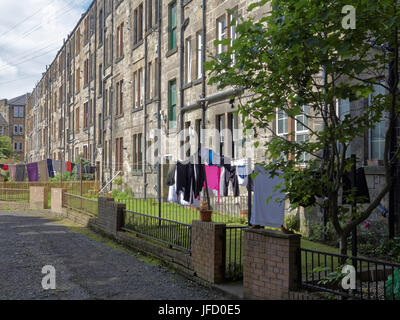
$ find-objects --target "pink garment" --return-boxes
[204,165,221,203]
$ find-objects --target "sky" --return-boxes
[0,0,92,100]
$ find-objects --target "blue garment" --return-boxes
[47,159,54,178]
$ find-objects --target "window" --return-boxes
[75,107,80,131]
[369,84,387,161]
[147,62,152,99]
[169,1,177,50]
[14,106,24,118]
[117,23,124,58]
[83,145,88,159]
[14,125,18,135]
[104,88,108,116]
[116,80,124,114]
[19,124,23,135]
[134,69,143,108]
[228,10,238,64]
[133,133,143,173]
[76,28,81,54]
[115,137,123,171]
[217,15,227,55]
[147,0,153,30]
[104,140,108,167]
[295,106,309,164]
[99,64,103,95]
[59,119,62,138]
[277,109,288,138]
[98,113,102,143]
[84,17,89,42]
[134,4,143,45]
[228,112,238,159]
[99,9,103,45]
[185,38,192,83]
[84,102,89,128]
[0,126,3,136]
[76,68,81,91]
[337,99,351,158]
[217,114,225,155]
[84,59,89,86]
[19,143,23,152]
[196,32,203,79]
[169,79,177,129]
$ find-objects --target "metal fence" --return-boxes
[299,248,400,300]
[224,226,245,280]
[122,209,192,253]
[0,188,29,202]
[115,195,249,225]
[63,192,98,217]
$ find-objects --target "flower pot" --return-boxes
[240,210,248,218]
[200,210,212,222]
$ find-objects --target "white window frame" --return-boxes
[197,32,203,79]
[186,37,192,84]
[295,105,309,164]
[368,84,387,161]
[217,16,226,55]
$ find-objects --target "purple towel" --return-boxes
[26,162,39,182]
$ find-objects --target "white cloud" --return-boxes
[0,0,91,99]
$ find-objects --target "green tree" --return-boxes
[0,136,13,159]
[206,0,400,255]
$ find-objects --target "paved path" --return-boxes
[0,210,225,300]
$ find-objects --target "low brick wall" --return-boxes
[95,197,124,237]
[243,228,301,300]
[191,221,226,284]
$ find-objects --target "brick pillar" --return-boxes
[243,228,301,300]
[51,188,66,214]
[191,221,226,284]
[29,186,48,210]
[96,197,125,236]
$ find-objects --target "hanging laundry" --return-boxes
[52,160,61,174]
[232,158,250,186]
[47,159,54,178]
[223,164,239,197]
[38,160,49,182]
[66,161,73,173]
[199,147,221,165]
[61,161,67,174]
[250,166,285,228]
[342,167,370,204]
[204,165,222,203]
[166,164,177,187]
[9,165,16,181]
[176,162,193,203]
[15,164,26,182]
[26,162,39,182]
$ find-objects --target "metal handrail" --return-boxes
[99,171,121,194]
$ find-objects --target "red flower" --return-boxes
[364,221,371,228]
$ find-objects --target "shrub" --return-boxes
[284,214,300,232]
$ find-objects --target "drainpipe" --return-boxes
[201,0,206,136]
[93,2,98,166]
[157,0,162,207]
[143,3,148,199]
[109,1,114,187]
[101,0,106,186]
[179,0,185,159]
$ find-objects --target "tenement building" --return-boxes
[24,0,398,234]
[0,93,29,161]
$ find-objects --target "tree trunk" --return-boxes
[339,234,348,265]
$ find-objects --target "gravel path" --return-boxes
[0,210,226,300]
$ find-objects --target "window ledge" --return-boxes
[115,113,124,120]
[132,107,143,113]
[115,55,124,64]
[183,82,193,90]
[166,47,178,58]
[132,40,143,51]
[131,171,143,176]
[193,78,203,86]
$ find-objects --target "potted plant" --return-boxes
[200,201,212,222]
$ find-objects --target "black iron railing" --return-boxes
[299,248,400,300]
[122,209,192,253]
[224,226,245,280]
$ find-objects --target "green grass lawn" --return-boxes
[115,197,246,226]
